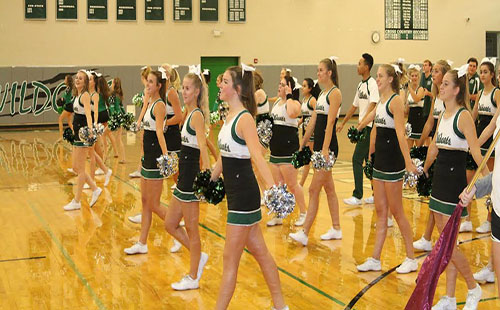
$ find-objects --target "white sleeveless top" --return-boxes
[256,95,270,115]
[143,99,166,132]
[181,108,202,149]
[435,108,469,152]
[218,110,251,159]
[165,87,177,116]
[492,116,500,215]
[433,97,445,119]
[374,93,398,129]
[270,98,298,128]
[408,87,424,108]
[73,94,85,115]
[478,87,498,116]
[301,96,314,117]
[316,87,340,118]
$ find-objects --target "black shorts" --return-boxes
[269,125,299,164]
[141,130,164,179]
[408,107,425,139]
[314,115,338,156]
[72,114,91,147]
[373,127,405,182]
[492,209,500,243]
[63,102,74,113]
[165,125,181,153]
[173,145,200,202]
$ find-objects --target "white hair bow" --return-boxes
[313,79,318,86]
[171,64,179,69]
[408,64,421,71]
[391,64,402,74]
[329,56,339,63]
[481,57,497,65]
[292,77,302,90]
[141,66,148,70]
[203,69,210,75]
[189,64,202,81]
[241,63,255,77]
[446,59,454,67]
[455,64,469,78]
[81,70,92,79]
[158,66,168,80]
[285,68,292,73]
[397,58,405,64]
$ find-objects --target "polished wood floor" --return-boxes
[0,119,498,310]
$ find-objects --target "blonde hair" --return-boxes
[141,66,151,80]
[185,73,210,127]
[73,70,89,96]
[380,64,400,93]
[161,63,181,91]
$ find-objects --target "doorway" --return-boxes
[201,56,239,112]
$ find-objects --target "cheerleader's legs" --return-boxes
[299,141,313,187]
[104,127,119,158]
[73,146,98,202]
[433,212,477,296]
[302,170,340,234]
[372,180,414,260]
[114,127,126,162]
[270,163,306,214]
[216,224,286,310]
[164,198,201,279]
[138,178,163,244]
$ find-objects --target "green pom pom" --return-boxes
[291,146,313,169]
[63,127,75,144]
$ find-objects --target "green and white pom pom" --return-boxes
[132,93,143,107]
[210,111,220,125]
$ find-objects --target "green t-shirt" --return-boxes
[420,72,433,117]
[108,95,124,115]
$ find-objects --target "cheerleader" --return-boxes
[424,67,483,310]
[265,75,307,227]
[108,77,126,163]
[129,66,151,179]
[289,57,342,245]
[124,70,169,255]
[406,64,426,147]
[211,65,288,310]
[356,64,418,273]
[413,60,451,249]
[88,73,112,186]
[298,78,319,187]
[164,70,211,290]
[63,70,102,211]
[58,75,74,138]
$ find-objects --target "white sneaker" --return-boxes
[387,218,394,227]
[83,183,90,189]
[363,196,374,204]
[95,168,104,175]
[171,275,199,291]
[267,216,283,227]
[357,257,381,272]
[459,220,473,233]
[463,284,482,310]
[170,239,182,253]
[124,242,148,255]
[129,170,141,178]
[320,227,342,240]
[63,199,81,211]
[343,196,362,206]
[294,213,307,226]
[272,306,290,310]
[179,220,185,227]
[475,221,491,234]
[197,252,208,279]
[90,187,102,207]
[128,213,142,224]
[413,236,432,251]
[432,296,457,310]
[67,168,76,175]
[395,257,418,274]
[289,230,308,246]
[474,266,495,283]
[104,169,112,186]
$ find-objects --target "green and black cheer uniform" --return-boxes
[269,98,299,164]
[430,97,445,138]
[62,89,74,113]
[372,94,405,182]
[429,108,469,217]
[165,87,182,154]
[407,86,425,139]
[476,87,498,157]
[301,95,314,141]
[141,99,167,180]
[313,87,339,155]
[90,92,110,123]
[255,95,270,124]
[218,110,261,226]
[72,92,93,147]
[108,95,125,116]
[173,108,203,202]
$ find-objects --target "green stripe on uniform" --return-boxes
[173,188,200,202]
[227,209,262,226]
[429,196,468,217]
[409,133,422,139]
[141,167,164,179]
[270,155,293,164]
[372,168,405,182]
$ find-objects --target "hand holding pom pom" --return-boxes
[257,119,273,148]
[63,128,75,144]
[291,146,312,169]
[311,151,336,171]
[263,184,295,219]
[156,152,179,178]
[78,126,97,146]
